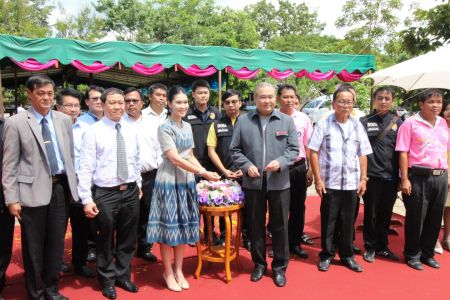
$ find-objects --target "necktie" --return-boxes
[116,123,128,181]
[41,118,59,175]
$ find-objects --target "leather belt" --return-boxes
[431,169,446,176]
[52,174,67,183]
[290,158,306,169]
[95,182,137,191]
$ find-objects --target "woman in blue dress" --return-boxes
[147,86,220,292]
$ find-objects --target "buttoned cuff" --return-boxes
[82,197,94,205]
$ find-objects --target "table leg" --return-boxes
[195,241,203,279]
[225,211,232,282]
[235,209,242,269]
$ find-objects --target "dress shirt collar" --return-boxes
[415,113,439,128]
[124,113,143,123]
[30,107,52,124]
[102,115,123,128]
[87,111,101,122]
[250,108,281,121]
[144,105,167,117]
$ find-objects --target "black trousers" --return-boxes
[244,176,290,272]
[137,170,157,251]
[320,189,357,260]
[403,173,447,260]
[363,178,398,251]
[0,204,15,294]
[94,184,139,286]
[287,161,308,248]
[20,179,70,300]
[69,203,89,267]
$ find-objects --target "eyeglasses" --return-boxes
[89,97,101,101]
[223,100,240,105]
[335,100,354,106]
[61,104,80,109]
[125,99,141,104]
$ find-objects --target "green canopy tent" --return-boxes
[0,34,376,114]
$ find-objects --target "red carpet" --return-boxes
[3,196,450,299]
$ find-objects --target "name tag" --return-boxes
[187,115,197,120]
[217,128,229,133]
[217,124,227,128]
[276,131,288,136]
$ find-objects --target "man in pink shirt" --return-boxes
[396,88,450,271]
[277,84,313,259]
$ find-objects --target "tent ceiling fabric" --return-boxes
[0,34,376,73]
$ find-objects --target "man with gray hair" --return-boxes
[230,82,299,287]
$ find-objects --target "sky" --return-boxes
[52,0,442,38]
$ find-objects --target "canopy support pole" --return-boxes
[14,67,18,114]
[0,65,4,117]
[89,73,93,86]
[218,70,222,109]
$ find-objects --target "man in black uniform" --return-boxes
[184,80,221,243]
[360,86,402,262]
[0,117,14,300]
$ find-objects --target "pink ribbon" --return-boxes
[131,63,165,76]
[177,64,217,77]
[226,67,260,79]
[267,69,294,80]
[71,60,115,73]
[337,70,364,82]
[10,58,57,71]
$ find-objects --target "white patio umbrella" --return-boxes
[365,44,450,91]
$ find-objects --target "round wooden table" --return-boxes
[195,204,243,283]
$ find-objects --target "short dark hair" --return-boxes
[372,86,395,99]
[192,79,210,92]
[100,88,124,103]
[222,89,241,102]
[56,88,82,106]
[439,98,450,118]
[295,93,301,101]
[149,83,168,95]
[338,83,355,91]
[85,85,105,100]
[167,86,187,102]
[418,88,443,103]
[333,84,355,102]
[277,84,297,96]
[124,87,143,100]
[25,75,55,92]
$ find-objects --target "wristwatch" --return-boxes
[360,176,369,182]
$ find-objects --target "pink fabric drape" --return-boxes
[71,60,114,73]
[131,63,165,75]
[337,70,364,82]
[226,67,260,79]
[177,64,217,77]
[11,58,57,71]
[267,69,294,80]
[305,70,335,81]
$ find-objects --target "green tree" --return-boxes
[400,3,450,56]
[54,4,106,41]
[246,0,325,47]
[335,0,402,52]
[0,0,53,37]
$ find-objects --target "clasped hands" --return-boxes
[248,160,280,178]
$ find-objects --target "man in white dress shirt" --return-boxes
[79,88,141,299]
[123,86,166,262]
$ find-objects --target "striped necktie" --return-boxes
[41,118,59,175]
[115,123,128,181]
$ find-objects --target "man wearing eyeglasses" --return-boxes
[309,84,372,273]
[56,88,96,279]
[123,87,164,262]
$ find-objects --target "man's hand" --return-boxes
[401,179,412,196]
[357,180,367,197]
[314,180,326,198]
[204,171,221,182]
[139,188,143,199]
[247,165,260,178]
[306,169,313,187]
[8,203,22,221]
[223,169,237,179]
[234,169,243,178]
[265,160,280,172]
[84,202,99,219]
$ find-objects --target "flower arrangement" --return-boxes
[196,179,245,207]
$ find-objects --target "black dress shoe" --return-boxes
[290,245,308,259]
[363,250,375,263]
[341,258,363,272]
[86,249,96,263]
[420,257,440,269]
[318,258,332,271]
[101,285,117,299]
[352,244,361,254]
[406,259,423,270]
[115,280,139,293]
[60,262,71,274]
[136,250,157,262]
[301,233,314,245]
[74,265,96,278]
[250,265,267,282]
[273,271,286,287]
[376,248,399,261]
[44,293,69,300]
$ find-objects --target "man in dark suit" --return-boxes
[0,117,14,300]
[2,75,78,300]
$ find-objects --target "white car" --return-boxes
[301,95,332,125]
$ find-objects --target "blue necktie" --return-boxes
[41,118,59,175]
